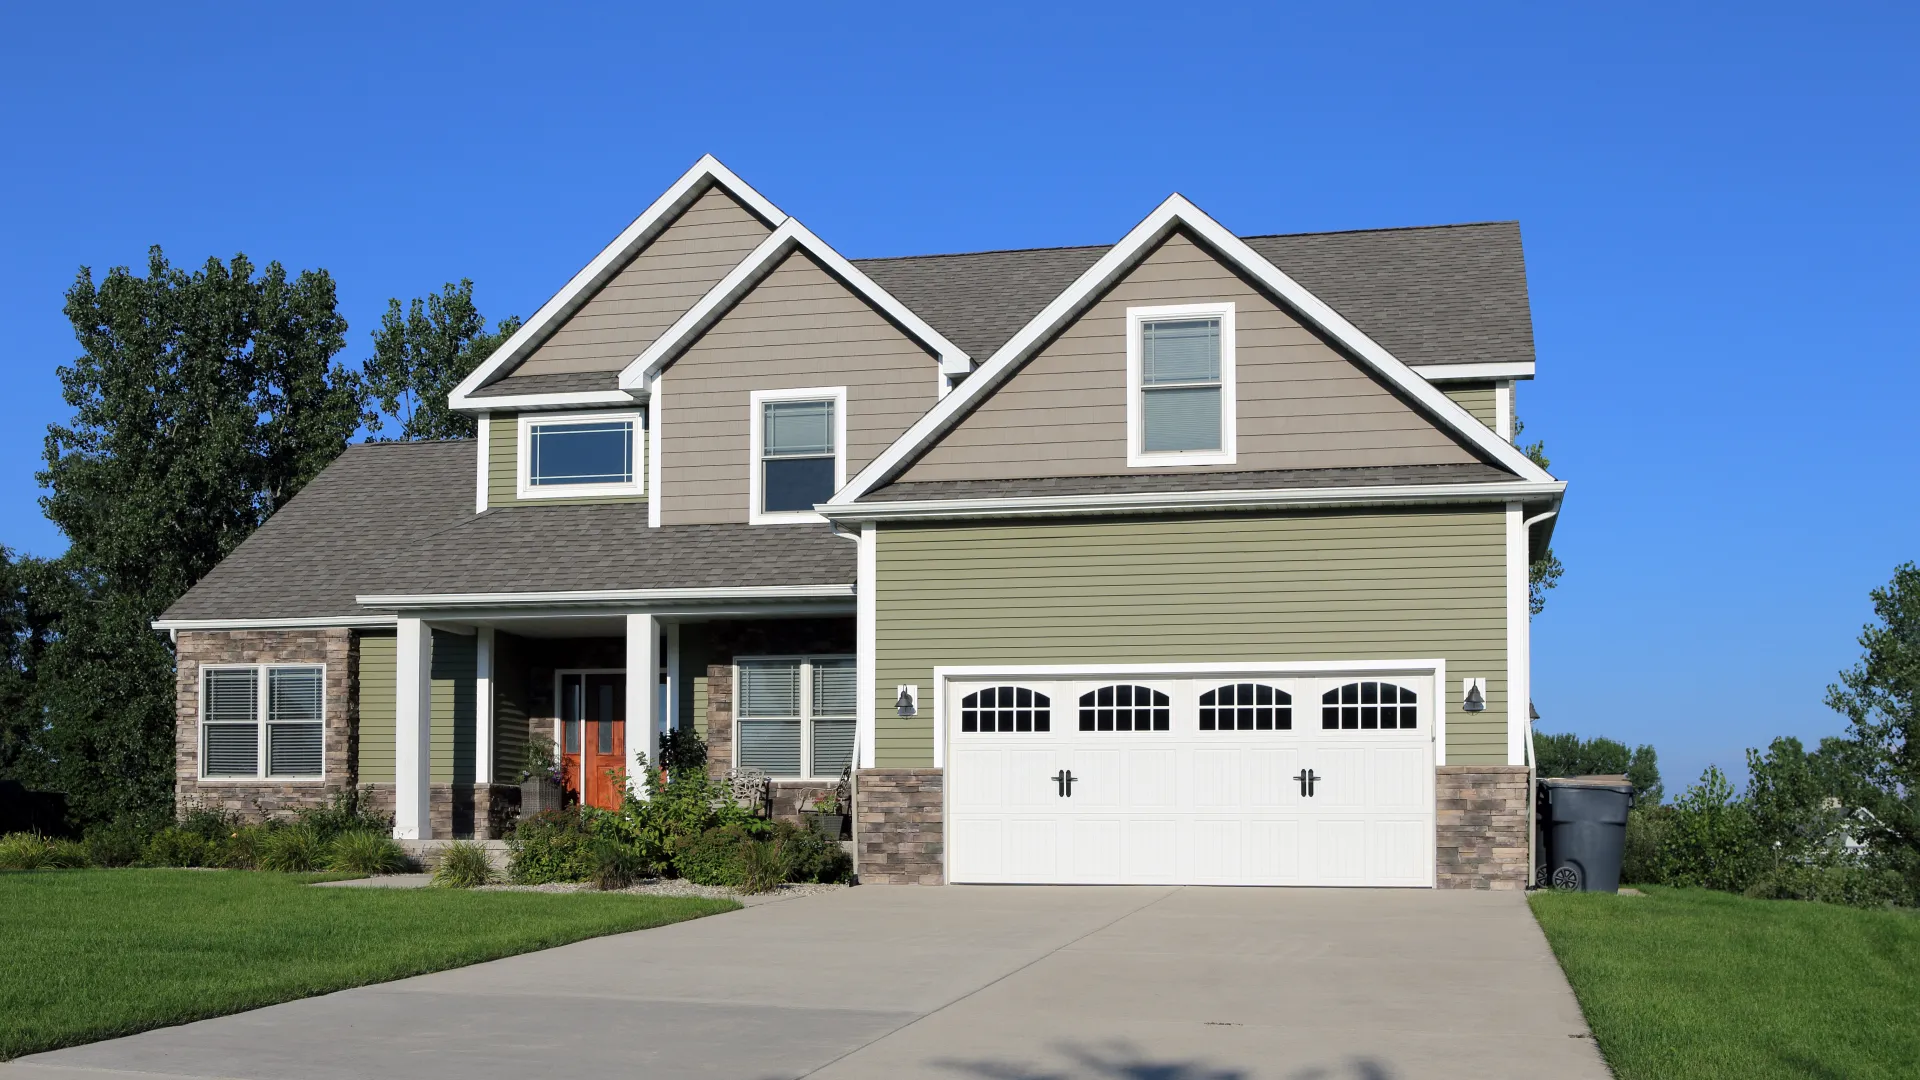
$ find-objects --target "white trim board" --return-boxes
[619,218,970,389]
[461,389,638,412]
[1412,362,1535,382]
[449,155,787,410]
[355,584,857,609]
[827,193,1557,510]
[826,480,1565,523]
[929,658,1449,770]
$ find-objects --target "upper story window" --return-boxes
[200,665,325,780]
[1126,303,1236,467]
[750,386,846,524]
[517,410,643,499]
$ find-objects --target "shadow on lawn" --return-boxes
[934,1040,1398,1080]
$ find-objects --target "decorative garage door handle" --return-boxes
[1052,770,1077,798]
[1293,769,1320,797]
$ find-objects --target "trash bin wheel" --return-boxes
[1550,865,1582,891]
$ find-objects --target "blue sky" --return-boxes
[2,3,1913,792]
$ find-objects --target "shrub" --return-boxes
[1622,805,1670,885]
[213,823,272,869]
[328,830,410,875]
[432,841,496,888]
[258,825,326,872]
[1744,863,1915,908]
[1654,766,1769,892]
[507,810,597,884]
[297,788,392,842]
[176,805,238,842]
[44,838,90,868]
[773,821,853,884]
[0,833,51,870]
[739,836,791,894]
[589,839,648,891]
[677,824,753,887]
[145,827,213,868]
[82,819,151,868]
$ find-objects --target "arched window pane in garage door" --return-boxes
[1077,685,1171,731]
[1198,683,1292,730]
[960,686,1051,732]
[1320,681,1419,730]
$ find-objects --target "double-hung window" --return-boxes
[750,387,845,523]
[517,410,643,498]
[200,665,325,780]
[1126,303,1236,466]
[734,656,856,779]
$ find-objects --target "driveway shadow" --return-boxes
[933,1040,1397,1080]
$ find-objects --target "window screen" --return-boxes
[528,419,634,487]
[1140,317,1222,453]
[761,399,836,513]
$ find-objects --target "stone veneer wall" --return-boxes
[174,629,358,818]
[1435,765,1532,889]
[359,783,516,840]
[855,768,943,884]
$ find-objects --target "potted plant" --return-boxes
[802,791,846,840]
[520,736,567,815]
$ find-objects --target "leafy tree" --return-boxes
[1743,735,1859,858]
[1533,728,1662,802]
[361,280,520,441]
[1654,765,1767,892]
[15,248,364,824]
[0,550,58,786]
[1513,414,1564,615]
[1825,562,1920,892]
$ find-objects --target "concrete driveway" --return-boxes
[4,886,1611,1080]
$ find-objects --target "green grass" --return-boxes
[1530,886,1920,1080]
[0,869,737,1060]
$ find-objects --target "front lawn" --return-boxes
[0,869,737,1060]
[1530,886,1920,1080]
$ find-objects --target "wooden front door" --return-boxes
[560,672,627,810]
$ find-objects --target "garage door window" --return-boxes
[1321,681,1418,730]
[1198,683,1291,730]
[1078,685,1170,731]
[960,686,1051,733]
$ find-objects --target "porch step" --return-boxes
[398,838,511,873]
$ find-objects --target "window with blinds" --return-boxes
[200,665,325,779]
[1140,317,1222,452]
[734,656,856,779]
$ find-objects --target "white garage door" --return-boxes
[945,671,1435,887]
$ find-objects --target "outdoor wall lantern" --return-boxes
[896,684,919,717]
[1462,678,1487,713]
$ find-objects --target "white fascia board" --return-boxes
[461,389,637,412]
[840,194,1558,500]
[152,614,399,632]
[1413,362,1536,382]
[354,584,856,610]
[449,155,787,410]
[619,218,970,389]
[822,480,1565,523]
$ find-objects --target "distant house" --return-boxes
[156,156,1564,888]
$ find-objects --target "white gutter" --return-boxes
[152,614,400,632]
[355,584,856,610]
[823,480,1566,523]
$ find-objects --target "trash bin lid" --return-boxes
[1540,774,1634,793]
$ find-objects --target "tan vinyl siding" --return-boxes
[660,250,938,525]
[900,232,1480,483]
[1442,381,1499,430]
[430,630,476,784]
[493,631,529,785]
[486,410,649,508]
[355,631,396,783]
[511,187,772,378]
[873,508,1511,767]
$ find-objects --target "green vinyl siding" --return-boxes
[1442,381,1499,431]
[430,630,476,784]
[874,507,1511,767]
[493,631,529,784]
[677,623,714,738]
[356,631,396,783]
[486,410,650,508]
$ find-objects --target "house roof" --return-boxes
[159,441,478,622]
[852,221,1533,372]
[861,462,1521,502]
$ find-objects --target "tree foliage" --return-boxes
[1533,728,1662,803]
[1,249,365,824]
[1512,414,1563,615]
[1825,562,1920,891]
[361,280,520,441]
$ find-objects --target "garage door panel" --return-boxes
[1126,749,1177,808]
[1315,749,1368,807]
[1314,819,1368,882]
[1072,818,1121,880]
[1124,819,1177,881]
[1373,819,1429,885]
[1248,748,1297,807]
[950,819,1003,882]
[1194,750,1238,807]
[1369,747,1430,810]
[1186,817,1243,880]
[1249,818,1301,881]
[1006,818,1058,880]
[951,749,1006,807]
[1006,749,1058,807]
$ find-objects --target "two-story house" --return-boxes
[157,156,1563,888]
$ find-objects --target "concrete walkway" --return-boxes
[3,886,1611,1080]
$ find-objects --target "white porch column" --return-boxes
[394,618,434,839]
[626,613,660,797]
[475,627,494,786]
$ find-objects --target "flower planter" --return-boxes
[803,812,847,840]
[520,779,567,816]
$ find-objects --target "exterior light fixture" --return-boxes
[1462,680,1487,713]
[895,685,918,717]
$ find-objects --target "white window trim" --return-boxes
[733,654,856,781]
[515,409,645,500]
[748,386,847,525]
[197,662,328,782]
[1125,302,1237,468]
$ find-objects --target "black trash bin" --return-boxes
[1539,776,1634,892]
